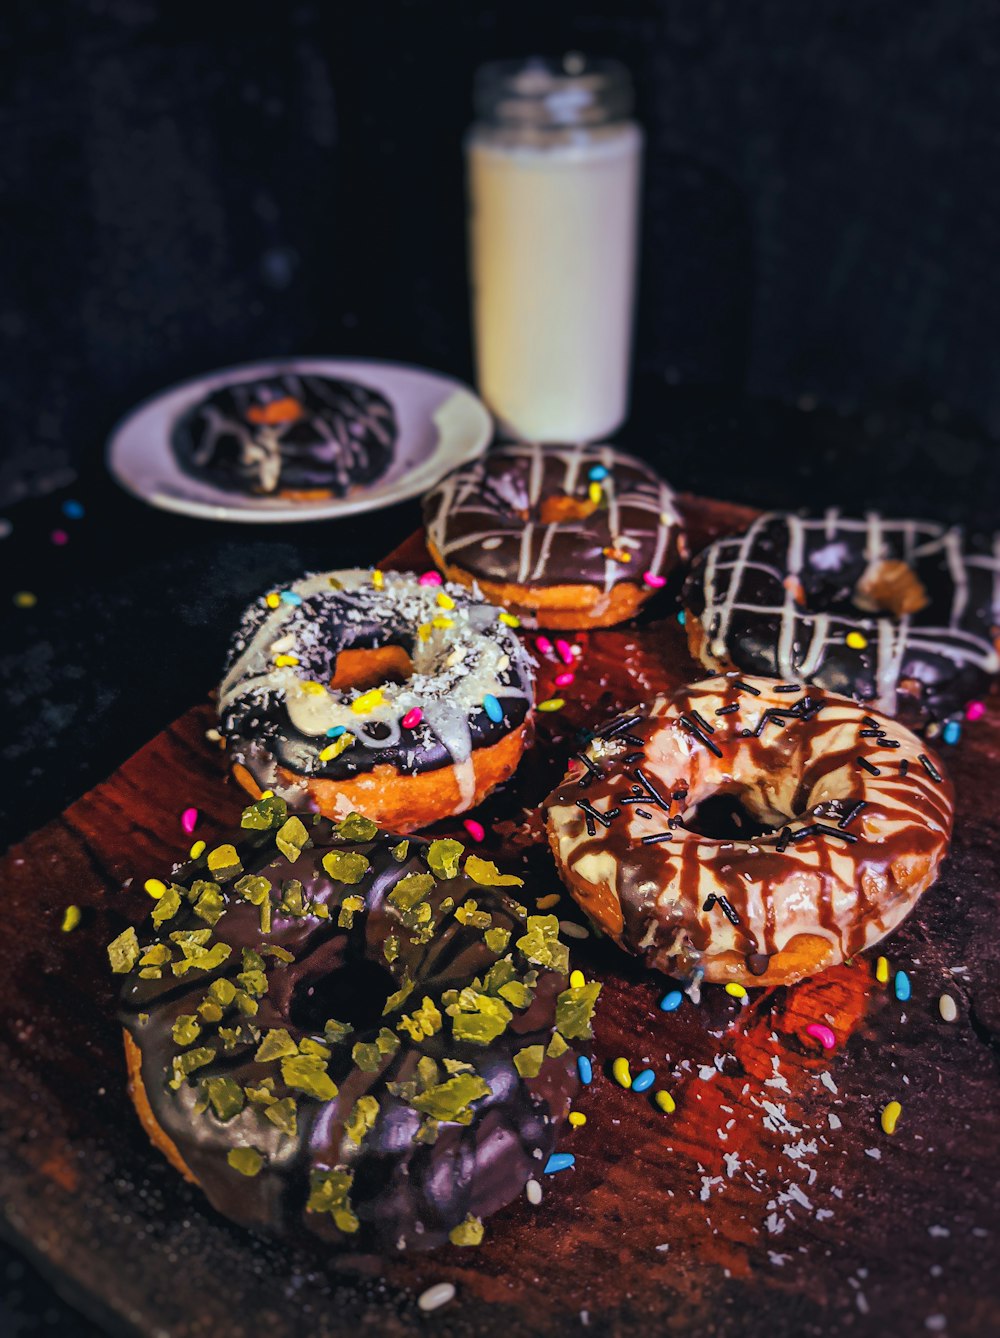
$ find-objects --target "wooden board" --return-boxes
[1,495,998,1338]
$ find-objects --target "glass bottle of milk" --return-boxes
[466,55,643,443]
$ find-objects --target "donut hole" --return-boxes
[289,957,397,1032]
[680,790,785,840]
[329,645,414,692]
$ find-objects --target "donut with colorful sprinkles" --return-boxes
[219,569,534,831]
[110,798,594,1251]
[422,441,685,629]
[544,673,954,987]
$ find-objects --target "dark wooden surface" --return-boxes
[1,499,998,1337]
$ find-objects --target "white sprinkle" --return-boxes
[655,1242,670,1252]
[828,1113,842,1130]
[559,921,589,940]
[938,993,958,1023]
[864,1147,882,1160]
[818,1070,838,1094]
[418,1283,456,1313]
[928,1225,951,1238]
[925,1315,947,1331]
[526,1178,542,1206]
[0,519,11,539]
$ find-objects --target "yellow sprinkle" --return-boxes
[261,790,274,799]
[319,733,355,762]
[273,654,299,668]
[418,623,432,642]
[352,689,384,714]
[300,680,327,695]
[881,1100,902,1135]
[499,612,520,627]
[846,631,868,650]
[588,481,603,504]
[654,1090,676,1114]
[612,1057,633,1089]
[13,591,37,608]
[876,955,889,984]
[61,905,81,932]
[432,616,454,629]
[436,591,455,610]
[144,878,167,900]
[536,893,560,910]
[568,1111,587,1128]
[725,982,748,999]
[538,698,565,712]
[265,592,281,608]
[189,840,207,859]
[569,969,586,989]
[372,569,384,588]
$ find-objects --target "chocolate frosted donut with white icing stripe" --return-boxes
[422,442,684,629]
[220,570,534,831]
[544,674,954,987]
[682,511,1000,727]
[173,372,396,498]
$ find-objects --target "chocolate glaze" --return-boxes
[118,814,578,1251]
[682,511,1000,724]
[423,442,683,592]
[172,372,396,496]
[544,674,955,981]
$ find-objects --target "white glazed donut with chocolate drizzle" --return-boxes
[220,569,534,831]
[544,674,954,987]
[682,511,1000,727]
[422,442,685,629]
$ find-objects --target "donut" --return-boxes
[422,442,684,629]
[544,673,954,987]
[172,371,396,498]
[108,799,595,1251]
[682,511,1000,726]
[220,569,534,831]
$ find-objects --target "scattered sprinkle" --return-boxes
[265,592,281,608]
[554,639,575,665]
[805,1023,836,1050]
[418,571,442,586]
[588,464,609,482]
[568,1110,587,1127]
[189,840,206,859]
[144,878,167,900]
[569,969,586,989]
[654,1090,676,1114]
[62,499,85,519]
[659,989,683,1013]
[401,708,423,730]
[417,1283,455,1313]
[273,654,299,668]
[536,636,554,655]
[181,807,198,834]
[483,693,503,723]
[463,819,485,842]
[0,519,11,539]
[875,955,890,985]
[938,993,958,1023]
[965,700,985,722]
[588,481,603,505]
[577,1055,593,1085]
[725,982,747,1000]
[676,610,686,626]
[61,905,81,932]
[431,616,454,629]
[301,680,327,695]
[436,590,455,610]
[279,590,302,606]
[352,688,384,713]
[526,1178,543,1205]
[555,671,575,687]
[499,611,520,627]
[371,569,384,589]
[50,529,69,546]
[643,570,666,588]
[538,698,565,713]
[894,970,911,1002]
[941,720,961,745]
[544,1153,575,1174]
[536,893,560,910]
[560,920,588,940]
[631,1068,655,1093]
[881,1100,902,1136]
[13,591,37,608]
[612,1057,633,1089]
[846,631,868,650]
[326,725,347,738]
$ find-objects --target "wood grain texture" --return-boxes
[1,495,997,1338]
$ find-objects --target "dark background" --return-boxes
[2,2,1000,1332]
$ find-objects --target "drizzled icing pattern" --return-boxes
[423,442,683,593]
[544,674,954,982]
[682,511,1000,721]
[172,373,396,495]
[220,569,534,806]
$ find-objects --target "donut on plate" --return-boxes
[109,799,596,1250]
[544,673,954,987]
[220,569,534,831]
[422,442,684,629]
[682,511,1000,727]
[172,371,396,499]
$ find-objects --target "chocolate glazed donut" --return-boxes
[682,511,1000,726]
[110,799,597,1251]
[544,674,954,988]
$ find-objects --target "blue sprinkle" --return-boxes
[942,720,961,745]
[676,610,686,626]
[483,693,503,723]
[587,464,609,481]
[894,970,911,1002]
[62,499,85,519]
[326,725,346,738]
[544,1153,575,1175]
[280,590,303,606]
[577,1055,593,1085]
[659,989,683,1012]
[631,1068,655,1093]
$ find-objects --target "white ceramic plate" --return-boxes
[107,357,493,523]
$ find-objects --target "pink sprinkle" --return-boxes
[643,570,666,588]
[402,707,423,729]
[554,639,575,665]
[555,671,575,687]
[418,571,442,586]
[966,700,986,722]
[805,1023,836,1051]
[51,529,69,546]
[181,807,199,834]
[535,636,554,655]
[463,819,485,842]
